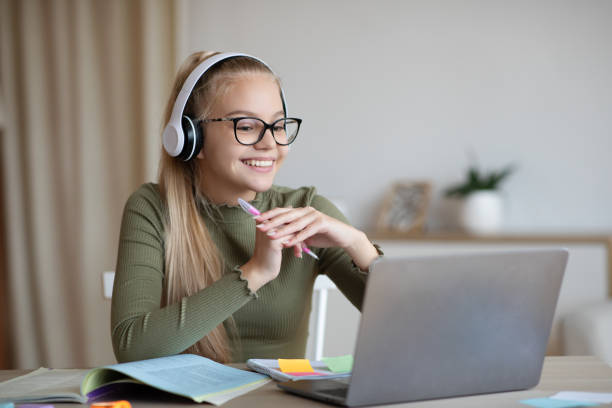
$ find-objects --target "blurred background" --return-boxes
[1,0,611,369]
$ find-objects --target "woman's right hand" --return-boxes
[239,220,293,292]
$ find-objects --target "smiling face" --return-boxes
[196,73,288,204]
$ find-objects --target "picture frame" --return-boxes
[375,181,432,235]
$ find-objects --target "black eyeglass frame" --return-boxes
[199,116,303,146]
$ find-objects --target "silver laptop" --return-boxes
[278,249,568,406]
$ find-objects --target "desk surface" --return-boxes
[2,356,612,407]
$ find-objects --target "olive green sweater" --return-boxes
[111,183,381,363]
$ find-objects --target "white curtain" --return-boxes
[0,0,178,368]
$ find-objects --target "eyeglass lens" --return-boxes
[235,118,299,145]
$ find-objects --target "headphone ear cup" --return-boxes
[179,115,199,161]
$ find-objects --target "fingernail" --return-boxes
[267,230,277,236]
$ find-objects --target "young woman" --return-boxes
[111,51,382,364]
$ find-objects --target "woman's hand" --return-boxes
[239,224,294,292]
[255,206,379,270]
[255,206,357,249]
[241,206,380,292]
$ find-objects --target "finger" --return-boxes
[265,232,295,251]
[285,220,322,246]
[293,243,303,258]
[257,207,305,230]
[255,208,295,230]
[257,206,293,221]
[272,232,295,245]
[266,211,320,239]
[258,207,316,232]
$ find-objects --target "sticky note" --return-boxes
[286,371,325,376]
[520,398,599,408]
[278,359,314,373]
[322,355,354,373]
[91,401,131,408]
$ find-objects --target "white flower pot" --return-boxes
[460,191,503,234]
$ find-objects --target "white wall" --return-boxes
[184,0,612,232]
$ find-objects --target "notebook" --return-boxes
[278,249,568,406]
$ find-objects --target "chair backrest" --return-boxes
[102,271,114,299]
[101,271,338,360]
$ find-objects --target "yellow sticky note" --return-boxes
[278,359,314,373]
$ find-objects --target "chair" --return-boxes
[102,271,338,361]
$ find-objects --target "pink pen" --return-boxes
[301,245,320,260]
[237,198,319,261]
[237,197,261,216]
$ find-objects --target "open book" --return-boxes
[0,354,269,406]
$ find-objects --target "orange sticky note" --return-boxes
[91,401,131,408]
[278,359,314,373]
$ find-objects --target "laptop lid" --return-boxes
[341,248,568,406]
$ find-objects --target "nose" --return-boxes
[254,127,276,149]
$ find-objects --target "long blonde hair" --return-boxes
[158,51,281,362]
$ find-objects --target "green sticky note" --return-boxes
[322,355,353,373]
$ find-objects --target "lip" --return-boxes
[240,157,276,161]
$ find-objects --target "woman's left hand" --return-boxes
[255,206,380,270]
[255,206,361,252]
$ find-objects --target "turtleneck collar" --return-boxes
[196,190,267,224]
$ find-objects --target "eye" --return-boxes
[272,119,287,131]
[235,118,259,132]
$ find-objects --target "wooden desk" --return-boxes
[2,356,612,407]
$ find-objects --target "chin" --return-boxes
[247,180,275,193]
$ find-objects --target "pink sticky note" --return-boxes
[287,371,326,376]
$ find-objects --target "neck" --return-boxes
[199,180,256,206]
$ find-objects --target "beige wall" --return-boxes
[182,0,612,359]
[183,0,612,232]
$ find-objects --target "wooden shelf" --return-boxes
[371,231,612,244]
[369,231,612,297]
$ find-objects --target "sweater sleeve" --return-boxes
[110,185,256,362]
[310,194,384,311]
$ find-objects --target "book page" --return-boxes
[0,368,88,403]
[81,354,269,404]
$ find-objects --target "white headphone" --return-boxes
[162,52,286,161]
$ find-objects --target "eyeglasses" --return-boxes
[200,116,302,146]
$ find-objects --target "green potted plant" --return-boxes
[445,164,514,234]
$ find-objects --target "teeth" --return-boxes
[243,160,273,167]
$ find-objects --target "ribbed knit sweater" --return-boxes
[111,183,382,363]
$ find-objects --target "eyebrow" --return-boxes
[225,110,285,118]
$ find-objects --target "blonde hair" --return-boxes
[158,51,280,362]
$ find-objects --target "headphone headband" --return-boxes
[162,52,285,159]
